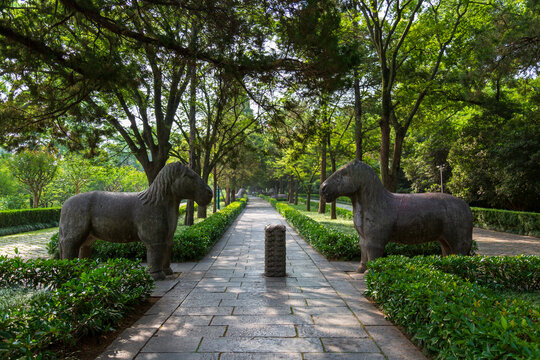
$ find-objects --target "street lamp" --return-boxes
[436,165,446,193]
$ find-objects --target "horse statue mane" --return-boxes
[346,160,390,205]
[138,162,187,205]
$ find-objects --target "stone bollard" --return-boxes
[265,224,286,277]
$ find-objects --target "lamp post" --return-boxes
[217,186,221,210]
[436,165,445,193]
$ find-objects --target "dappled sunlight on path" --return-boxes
[0,228,57,259]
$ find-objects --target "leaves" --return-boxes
[365,255,540,359]
[0,256,153,358]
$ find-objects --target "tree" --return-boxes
[8,149,57,208]
[0,0,298,186]
[353,0,471,191]
[171,65,262,218]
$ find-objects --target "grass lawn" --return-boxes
[286,201,358,236]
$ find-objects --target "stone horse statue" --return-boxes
[320,160,472,272]
[59,162,213,280]
[235,188,247,198]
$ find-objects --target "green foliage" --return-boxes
[365,255,540,359]
[47,199,247,261]
[0,256,153,358]
[472,207,540,237]
[0,207,60,236]
[7,149,58,208]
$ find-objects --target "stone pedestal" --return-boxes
[265,224,286,277]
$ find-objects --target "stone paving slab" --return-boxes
[98,197,427,359]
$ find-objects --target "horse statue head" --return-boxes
[320,159,385,203]
[139,162,213,206]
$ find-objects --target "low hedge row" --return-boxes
[263,196,442,259]
[0,256,153,358]
[274,198,359,260]
[472,207,540,237]
[0,207,61,236]
[47,198,247,261]
[365,255,539,359]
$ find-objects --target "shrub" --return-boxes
[365,255,539,359]
[0,256,153,358]
[0,207,61,236]
[47,198,247,261]
[472,207,540,237]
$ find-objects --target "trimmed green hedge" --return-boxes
[263,196,442,259]
[0,256,153,358]
[472,207,540,237]
[365,255,539,359]
[47,198,247,261]
[0,207,61,236]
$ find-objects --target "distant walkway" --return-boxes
[474,228,540,256]
[0,228,56,259]
[99,196,426,359]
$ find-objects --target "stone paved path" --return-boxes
[474,228,540,256]
[98,197,426,360]
[0,228,56,259]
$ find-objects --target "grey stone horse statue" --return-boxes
[320,160,472,272]
[59,162,213,280]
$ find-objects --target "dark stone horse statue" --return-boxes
[59,162,213,280]
[320,160,472,272]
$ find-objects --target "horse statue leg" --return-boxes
[357,234,387,273]
[162,236,174,276]
[59,224,89,260]
[78,235,97,258]
[145,240,167,280]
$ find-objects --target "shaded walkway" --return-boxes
[99,197,426,359]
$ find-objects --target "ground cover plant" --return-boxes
[0,207,61,236]
[262,196,443,259]
[47,198,247,261]
[0,256,153,358]
[365,255,539,359]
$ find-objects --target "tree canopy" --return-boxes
[0,0,538,212]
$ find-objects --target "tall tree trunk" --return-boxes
[379,83,393,191]
[225,175,230,205]
[288,175,293,203]
[197,167,210,219]
[185,58,197,226]
[231,188,236,202]
[306,188,311,212]
[390,126,407,192]
[318,132,327,214]
[354,71,363,161]
[294,179,298,205]
[32,191,39,209]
